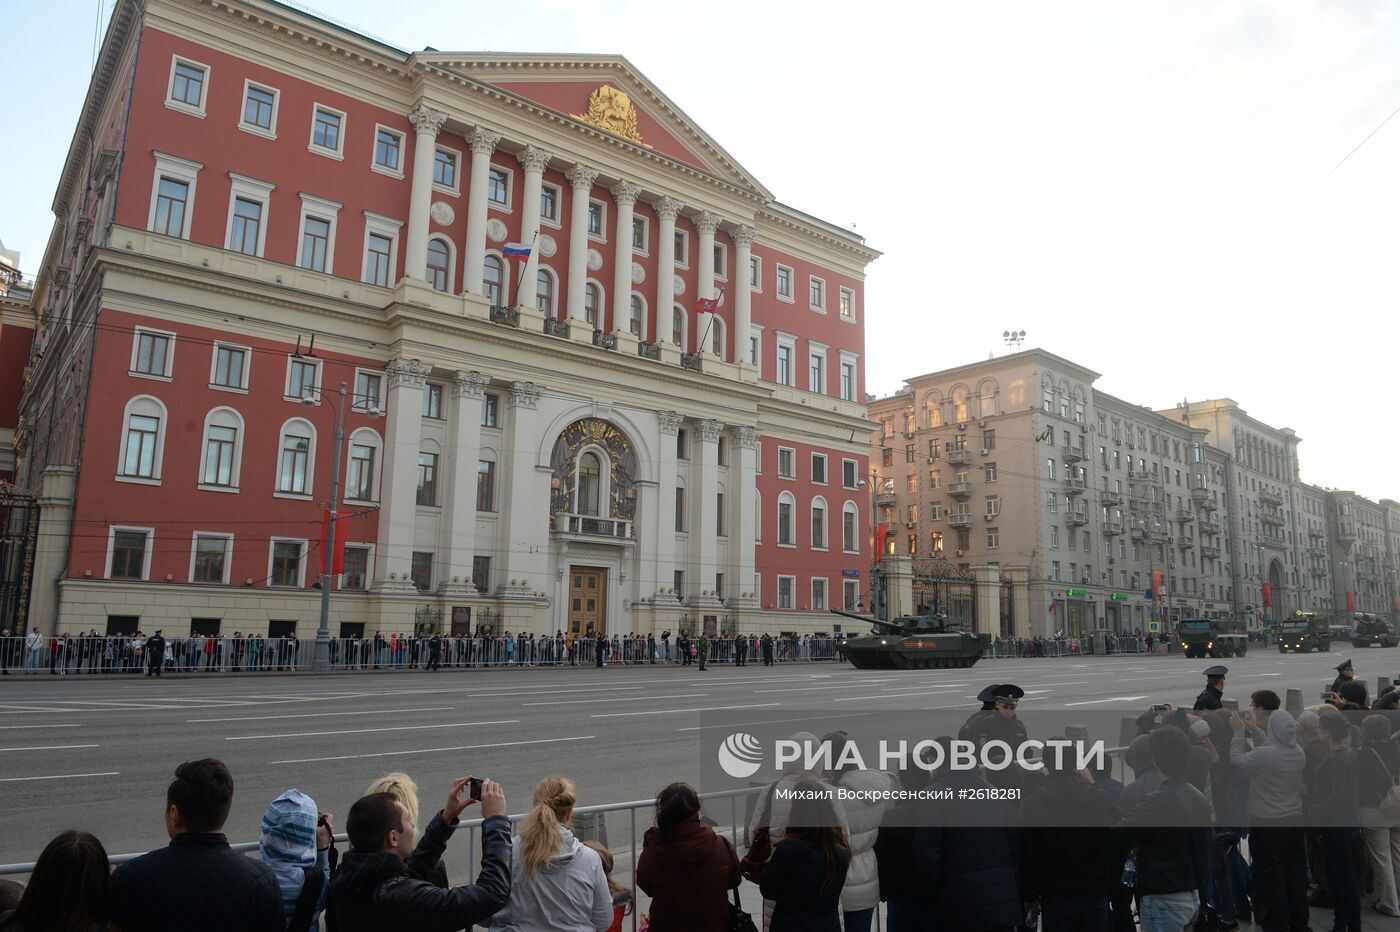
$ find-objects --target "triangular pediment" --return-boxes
[414,53,772,199]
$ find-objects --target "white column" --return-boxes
[691,419,724,602]
[516,145,552,310]
[611,180,642,330]
[443,370,489,594]
[653,196,682,346]
[374,358,430,589]
[654,412,682,600]
[565,163,599,325]
[730,426,759,612]
[404,106,448,283]
[497,381,548,591]
[463,127,501,297]
[732,225,756,366]
[694,210,719,354]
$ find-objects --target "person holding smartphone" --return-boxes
[328,776,511,932]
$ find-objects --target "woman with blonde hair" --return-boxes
[364,771,447,887]
[489,776,613,932]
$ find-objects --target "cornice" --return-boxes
[758,204,880,264]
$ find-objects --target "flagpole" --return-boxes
[696,289,723,354]
[511,231,540,310]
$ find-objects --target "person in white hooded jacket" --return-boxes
[488,776,612,932]
[823,731,895,932]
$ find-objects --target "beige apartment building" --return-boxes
[871,352,1397,637]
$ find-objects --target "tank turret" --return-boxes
[828,609,987,670]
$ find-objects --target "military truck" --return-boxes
[1278,611,1331,653]
[1352,613,1399,649]
[829,608,988,669]
[1177,618,1248,659]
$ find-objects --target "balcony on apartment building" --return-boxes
[1199,518,1221,537]
[1103,518,1124,536]
[947,512,973,528]
[947,481,973,498]
[1061,445,1087,463]
[1064,476,1088,495]
[1177,508,1196,523]
[1258,488,1284,506]
[1066,510,1089,527]
[945,448,972,466]
[1101,488,1123,507]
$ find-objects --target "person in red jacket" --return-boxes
[637,783,740,932]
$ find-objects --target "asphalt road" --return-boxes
[5,646,1395,872]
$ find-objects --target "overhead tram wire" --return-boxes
[1324,98,1400,180]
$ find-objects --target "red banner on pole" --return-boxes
[321,510,346,576]
[1262,583,1272,608]
[1346,591,1355,613]
[1152,570,1163,600]
[874,524,888,564]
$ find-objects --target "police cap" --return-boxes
[1203,665,1228,679]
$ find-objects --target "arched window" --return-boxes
[777,491,795,546]
[671,305,687,350]
[584,282,602,328]
[952,385,969,423]
[925,393,943,428]
[536,267,557,315]
[346,427,383,502]
[1042,378,1055,413]
[842,501,859,552]
[483,254,505,305]
[425,237,452,292]
[198,407,245,489]
[119,395,167,480]
[577,451,603,516]
[710,316,726,357]
[276,417,317,495]
[811,496,828,549]
[629,293,646,339]
[977,379,998,418]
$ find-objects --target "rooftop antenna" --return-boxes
[1003,329,1026,353]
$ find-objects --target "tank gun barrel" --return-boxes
[828,608,901,632]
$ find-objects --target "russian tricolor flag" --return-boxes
[503,242,532,257]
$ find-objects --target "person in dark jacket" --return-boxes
[912,741,1023,932]
[1193,666,1227,712]
[0,830,112,932]
[1331,658,1356,699]
[1358,714,1400,917]
[1117,727,1212,932]
[144,630,165,677]
[759,781,851,932]
[327,776,511,932]
[1311,712,1362,932]
[110,758,284,932]
[1022,755,1121,932]
[636,783,740,932]
[874,767,937,931]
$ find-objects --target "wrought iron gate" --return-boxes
[0,484,37,633]
[910,556,977,630]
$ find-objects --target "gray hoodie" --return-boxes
[1229,711,1305,820]
[487,829,612,932]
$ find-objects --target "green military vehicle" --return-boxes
[1278,611,1331,653]
[1352,613,1398,649]
[830,608,988,669]
[1177,618,1248,659]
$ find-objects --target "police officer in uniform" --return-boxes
[761,633,775,667]
[697,633,709,671]
[1330,658,1354,697]
[144,630,166,678]
[734,634,748,667]
[960,684,1027,747]
[1193,665,1227,711]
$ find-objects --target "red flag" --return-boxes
[695,297,719,314]
[874,524,888,564]
[1346,591,1355,613]
[320,510,346,576]
[1152,570,1163,600]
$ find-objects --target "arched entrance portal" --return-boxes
[1267,559,1285,623]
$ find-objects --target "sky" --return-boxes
[3,0,1399,501]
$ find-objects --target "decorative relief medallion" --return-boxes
[486,218,508,243]
[430,201,455,226]
[673,274,686,296]
[586,249,604,272]
[539,233,558,257]
[571,85,651,148]
[631,261,645,284]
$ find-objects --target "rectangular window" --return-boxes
[434,148,457,188]
[152,178,189,237]
[983,462,998,482]
[373,128,403,173]
[839,287,855,319]
[1046,457,1057,480]
[1051,526,1059,548]
[985,495,1000,517]
[673,570,685,600]
[843,459,858,488]
[1046,490,1058,513]
[343,546,369,590]
[541,184,560,223]
[677,428,689,460]
[808,352,825,393]
[312,107,343,154]
[716,493,726,536]
[675,487,687,532]
[929,470,941,489]
[472,556,491,592]
[476,461,496,511]
[411,552,433,592]
[777,343,793,386]
[840,360,856,401]
[843,506,858,552]
[482,393,499,427]
[749,255,761,289]
[778,576,795,609]
[299,215,331,271]
[132,330,172,377]
[354,371,382,412]
[809,276,825,310]
[287,359,318,400]
[271,541,302,587]
[776,265,793,300]
[713,243,726,278]
[122,415,160,477]
[202,425,237,486]
[983,429,996,450]
[228,197,263,256]
[422,383,444,419]
[488,168,509,206]
[278,432,310,494]
[843,579,858,610]
[110,530,149,579]
[778,447,795,479]
[812,578,828,611]
[588,200,604,237]
[417,452,438,506]
[168,59,206,111]
[242,84,276,132]
[192,535,228,583]
[211,344,246,389]
[987,527,1000,549]
[364,233,393,286]
[347,443,376,501]
[811,454,827,484]
[632,215,647,251]
[674,229,688,266]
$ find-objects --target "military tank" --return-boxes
[1352,613,1399,649]
[830,608,989,670]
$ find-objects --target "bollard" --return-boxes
[571,810,608,848]
[1285,688,1302,718]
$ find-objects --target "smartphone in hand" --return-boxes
[469,777,483,801]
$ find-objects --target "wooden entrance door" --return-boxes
[568,567,607,638]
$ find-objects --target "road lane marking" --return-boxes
[591,703,781,718]
[0,744,100,752]
[189,706,455,723]
[1065,696,1149,706]
[0,771,120,783]
[833,689,966,702]
[226,720,518,740]
[0,723,83,730]
[271,735,594,764]
[677,712,873,732]
[524,694,708,706]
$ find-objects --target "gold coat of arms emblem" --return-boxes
[572,85,650,147]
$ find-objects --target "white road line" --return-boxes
[189,706,455,723]
[878,682,970,692]
[1017,680,1091,688]
[271,735,594,765]
[591,703,781,719]
[0,744,100,752]
[833,689,965,702]
[0,723,82,730]
[226,720,519,740]
[524,694,708,706]
[677,712,872,732]
[0,704,84,713]
[756,682,929,695]
[0,771,120,783]
[1064,696,1149,707]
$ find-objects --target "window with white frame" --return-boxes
[118,396,166,481]
[191,533,231,584]
[842,459,858,488]
[433,147,460,193]
[199,408,243,489]
[343,545,370,590]
[632,215,648,253]
[839,287,856,320]
[296,193,340,274]
[422,383,444,419]
[362,212,403,287]
[674,485,686,532]
[716,491,726,536]
[130,328,174,379]
[987,527,1000,549]
[372,126,404,177]
[477,460,496,511]
[843,501,859,552]
[309,104,346,158]
[426,237,453,292]
[276,420,315,495]
[239,81,278,137]
[210,343,248,391]
[671,305,686,350]
[166,56,208,117]
[417,450,440,507]
[629,293,645,338]
[777,492,795,546]
[713,242,727,279]
[839,353,858,402]
[225,174,275,257]
[749,254,761,291]
[985,495,1001,517]
[540,183,561,225]
[536,267,557,315]
[269,539,306,587]
[776,335,796,386]
[776,264,794,301]
[811,577,828,611]
[777,446,795,479]
[673,228,688,267]
[808,346,826,394]
[588,200,605,239]
[777,575,795,609]
[811,453,828,484]
[109,527,152,580]
[584,282,603,328]
[809,276,826,311]
[710,317,725,357]
[487,167,510,207]
[843,579,859,610]
[811,497,828,549]
[147,152,202,240]
[749,324,762,367]
[353,370,382,413]
[285,357,320,401]
[410,552,434,591]
[346,431,381,502]
[483,254,505,305]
